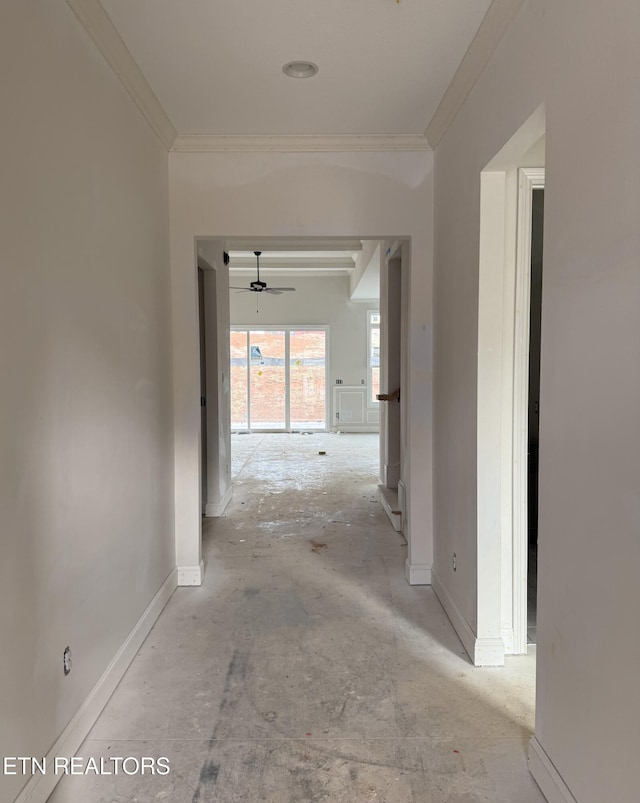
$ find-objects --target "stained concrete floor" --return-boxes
[48,433,545,803]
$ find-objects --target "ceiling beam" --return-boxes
[225,239,363,253]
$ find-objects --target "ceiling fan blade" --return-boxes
[230,286,251,291]
[268,287,296,292]
[264,289,282,295]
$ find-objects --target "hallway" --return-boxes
[49,434,543,803]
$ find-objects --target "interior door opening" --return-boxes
[527,187,544,645]
[198,267,207,513]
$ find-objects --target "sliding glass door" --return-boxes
[249,330,286,430]
[231,327,327,431]
[290,330,326,430]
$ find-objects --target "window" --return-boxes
[368,311,380,405]
[231,326,328,431]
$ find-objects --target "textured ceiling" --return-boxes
[100,0,492,137]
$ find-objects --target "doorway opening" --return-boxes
[525,183,544,643]
[513,167,545,652]
[230,327,328,432]
[196,236,409,581]
[475,106,545,665]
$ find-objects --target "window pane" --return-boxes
[249,331,286,429]
[369,311,380,404]
[290,330,326,429]
[371,366,380,402]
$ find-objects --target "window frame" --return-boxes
[367,310,380,407]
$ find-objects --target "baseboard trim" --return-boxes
[333,427,380,434]
[502,626,515,655]
[405,560,432,585]
[378,485,402,532]
[432,570,505,666]
[177,560,205,586]
[383,462,401,488]
[397,480,406,532]
[528,737,578,803]
[205,486,233,517]
[14,568,177,803]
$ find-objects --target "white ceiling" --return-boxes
[228,250,358,277]
[100,0,492,138]
[221,239,381,298]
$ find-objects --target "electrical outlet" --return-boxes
[63,646,72,676]
[361,379,365,384]
[452,553,457,572]
[335,379,343,384]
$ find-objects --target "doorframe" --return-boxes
[230,324,330,432]
[474,106,546,665]
[512,167,545,654]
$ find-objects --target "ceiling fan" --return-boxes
[229,251,296,295]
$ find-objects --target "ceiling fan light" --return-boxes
[283,61,318,79]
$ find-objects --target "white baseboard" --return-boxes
[502,626,515,655]
[177,559,205,586]
[432,570,505,666]
[383,462,400,488]
[205,486,233,517]
[405,560,432,585]
[333,426,380,433]
[378,485,402,532]
[14,568,177,803]
[397,480,406,531]
[529,737,577,803]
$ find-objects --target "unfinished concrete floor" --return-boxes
[49,433,545,803]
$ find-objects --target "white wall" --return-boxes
[350,240,381,300]
[534,2,640,800]
[169,150,434,583]
[433,0,544,642]
[0,4,174,801]
[433,0,640,799]
[231,273,375,428]
[198,242,232,517]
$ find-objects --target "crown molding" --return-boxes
[172,134,431,153]
[66,0,177,149]
[426,0,525,148]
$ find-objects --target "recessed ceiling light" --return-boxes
[283,61,318,79]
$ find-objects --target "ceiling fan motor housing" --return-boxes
[250,280,267,291]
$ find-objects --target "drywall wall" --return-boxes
[169,149,434,583]
[434,0,640,799]
[198,241,232,517]
[433,0,544,650]
[0,3,174,801]
[350,240,381,300]
[230,273,375,428]
[532,2,640,801]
